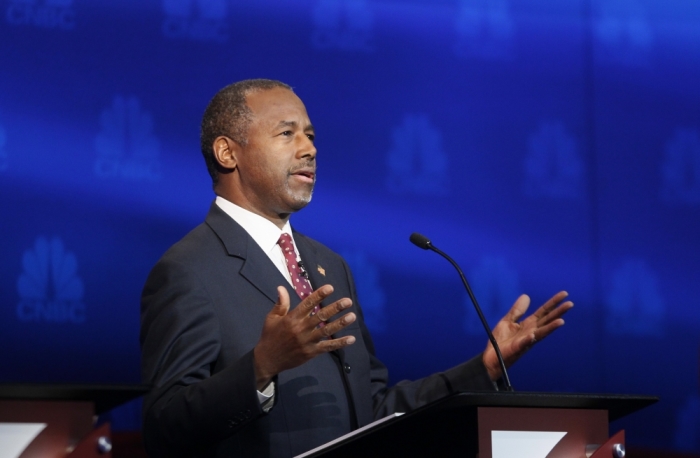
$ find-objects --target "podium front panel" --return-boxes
[478,407,608,458]
[0,400,94,458]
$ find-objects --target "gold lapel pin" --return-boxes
[317,265,326,276]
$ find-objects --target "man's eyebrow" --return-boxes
[275,120,315,132]
[276,120,297,129]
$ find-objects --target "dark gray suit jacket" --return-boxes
[141,203,496,457]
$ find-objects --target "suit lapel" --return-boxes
[205,202,300,307]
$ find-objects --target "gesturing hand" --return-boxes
[482,291,573,381]
[253,284,356,390]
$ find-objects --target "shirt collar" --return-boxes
[215,196,293,256]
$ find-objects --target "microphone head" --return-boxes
[409,232,432,250]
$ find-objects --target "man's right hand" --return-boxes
[253,285,356,390]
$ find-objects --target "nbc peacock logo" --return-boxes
[16,236,86,324]
[385,113,449,196]
[0,123,7,172]
[524,121,584,200]
[464,256,519,335]
[605,259,664,336]
[161,0,228,42]
[311,0,373,51]
[661,128,700,205]
[453,0,515,60]
[94,95,161,181]
[593,0,653,66]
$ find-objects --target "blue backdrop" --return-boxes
[1,0,699,453]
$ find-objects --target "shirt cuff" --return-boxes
[257,380,276,412]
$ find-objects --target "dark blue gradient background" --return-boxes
[1,0,698,452]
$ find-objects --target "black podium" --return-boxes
[302,392,658,458]
[0,384,148,458]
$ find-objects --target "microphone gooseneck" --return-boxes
[409,232,514,392]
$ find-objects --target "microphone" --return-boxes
[409,232,514,391]
[297,260,309,279]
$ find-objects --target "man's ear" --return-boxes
[212,136,240,171]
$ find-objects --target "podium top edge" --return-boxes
[0,384,151,414]
[299,392,659,458]
[448,391,658,421]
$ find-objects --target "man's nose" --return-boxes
[297,136,317,160]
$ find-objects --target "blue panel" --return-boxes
[0,0,698,451]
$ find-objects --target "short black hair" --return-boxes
[200,79,292,185]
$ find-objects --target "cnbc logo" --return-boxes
[311,0,374,51]
[161,0,228,42]
[16,236,86,324]
[5,0,76,30]
[385,113,449,195]
[94,95,161,181]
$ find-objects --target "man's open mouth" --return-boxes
[292,169,316,182]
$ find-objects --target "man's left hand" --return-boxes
[483,291,573,381]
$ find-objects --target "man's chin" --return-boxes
[292,195,312,211]
[286,190,313,212]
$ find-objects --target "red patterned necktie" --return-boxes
[277,234,322,319]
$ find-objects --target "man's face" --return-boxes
[234,87,317,220]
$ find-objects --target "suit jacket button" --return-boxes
[343,363,351,374]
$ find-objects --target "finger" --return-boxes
[270,286,290,317]
[316,298,353,322]
[294,284,335,316]
[316,335,356,353]
[533,318,566,341]
[542,301,574,323]
[316,312,356,338]
[532,300,573,327]
[504,294,530,323]
[534,291,569,319]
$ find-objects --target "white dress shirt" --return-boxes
[215,196,301,286]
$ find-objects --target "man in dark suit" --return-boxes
[140,79,573,457]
